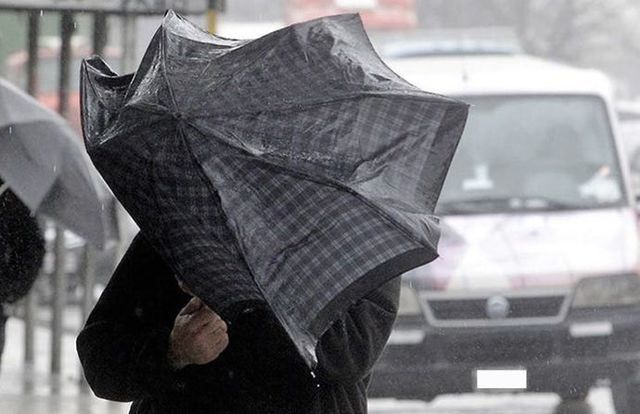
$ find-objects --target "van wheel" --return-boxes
[611,378,640,414]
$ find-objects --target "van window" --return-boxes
[436,95,624,214]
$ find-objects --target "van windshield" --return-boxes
[436,95,625,214]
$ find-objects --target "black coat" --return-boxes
[77,234,400,413]
[0,182,44,304]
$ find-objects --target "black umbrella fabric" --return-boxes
[81,11,467,366]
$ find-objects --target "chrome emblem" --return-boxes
[486,296,510,319]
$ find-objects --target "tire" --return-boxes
[612,378,640,414]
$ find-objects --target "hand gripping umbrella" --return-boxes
[80,11,468,366]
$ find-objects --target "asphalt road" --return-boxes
[368,389,615,413]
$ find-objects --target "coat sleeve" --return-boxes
[315,277,401,384]
[76,234,179,402]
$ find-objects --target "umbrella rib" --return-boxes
[176,125,261,280]
[126,102,172,115]
[160,25,180,114]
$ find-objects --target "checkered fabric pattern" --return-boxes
[81,11,468,366]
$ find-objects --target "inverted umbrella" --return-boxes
[81,11,467,366]
[0,78,117,249]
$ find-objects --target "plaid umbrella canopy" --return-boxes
[80,10,467,366]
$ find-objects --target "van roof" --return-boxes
[385,54,613,98]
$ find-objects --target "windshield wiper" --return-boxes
[436,196,584,214]
[436,196,513,214]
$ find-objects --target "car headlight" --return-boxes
[572,274,640,308]
[398,283,422,315]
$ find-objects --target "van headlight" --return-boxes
[398,283,422,315]
[572,274,640,308]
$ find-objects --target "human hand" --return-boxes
[167,297,229,369]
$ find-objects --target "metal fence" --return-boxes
[2,0,215,390]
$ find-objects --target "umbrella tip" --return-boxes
[163,9,178,21]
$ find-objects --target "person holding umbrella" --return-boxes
[0,179,45,373]
[0,77,116,251]
[77,11,466,414]
[77,232,400,413]
[0,72,116,374]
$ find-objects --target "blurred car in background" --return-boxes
[369,51,640,414]
[381,37,521,59]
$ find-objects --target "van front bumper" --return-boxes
[369,306,640,400]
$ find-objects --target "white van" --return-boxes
[369,53,640,414]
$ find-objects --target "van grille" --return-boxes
[443,335,554,363]
[423,294,568,326]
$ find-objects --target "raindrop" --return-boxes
[8,126,12,134]
[101,203,105,211]
[40,10,43,16]
[53,165,57,173]
[73,21,77,29]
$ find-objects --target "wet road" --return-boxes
[369,389,614,413]
[0,392,616,414]
[0,318,617,414]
